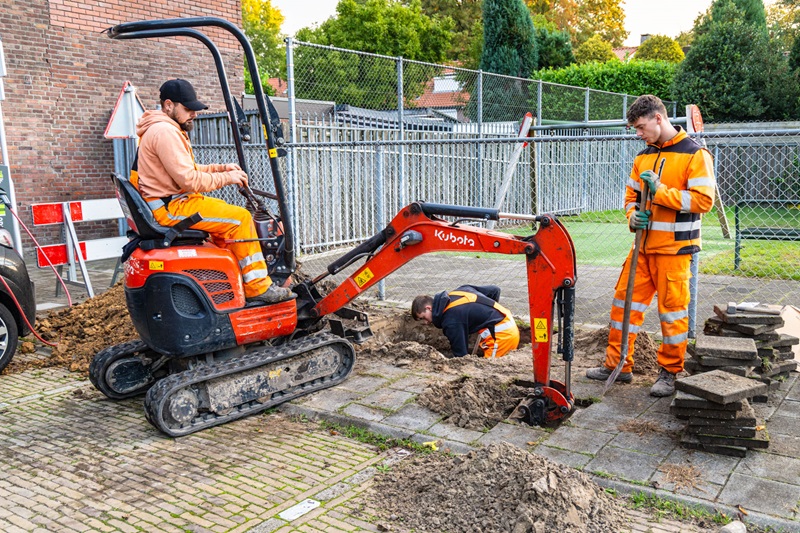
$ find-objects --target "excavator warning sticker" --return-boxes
[354,267,374,288]
[534,319,548,342]
[269,148,278,158]
[149,261,164,271]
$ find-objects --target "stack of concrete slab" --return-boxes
[671,369,769,457]
[694,304,799,389]
[685,333,761,376]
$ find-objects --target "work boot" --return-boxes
[650,368,677,397]
[585,366,633,383]
[247,284,296,305]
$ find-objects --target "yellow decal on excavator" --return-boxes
[149,261,164,271]
[534,319,548,342]
[354,267,374,288]
[268,369,282,379]
[268,148,277,158]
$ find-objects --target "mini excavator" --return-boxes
[89,17,578,437]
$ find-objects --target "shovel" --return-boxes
[602,158,665,395]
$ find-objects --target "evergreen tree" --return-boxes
[634,35,685,63]
[478,0,538,121]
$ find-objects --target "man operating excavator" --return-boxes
[133,78,293,304]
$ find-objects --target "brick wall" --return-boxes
[1,0,243,255]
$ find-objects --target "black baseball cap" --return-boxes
[159,79,209,111]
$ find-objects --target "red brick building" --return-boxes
[1,0,243,252]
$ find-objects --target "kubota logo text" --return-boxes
[434,230,475,247]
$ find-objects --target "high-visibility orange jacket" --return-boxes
[625,127,716,255]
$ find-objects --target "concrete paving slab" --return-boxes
[427,422,485,445]
[381,403,440,431]
[661,446,742,486]
[293,387,363,412]
[535,444,593,469]
[694,333,758,359]
[775,398,800,419]
[387,374,434,394]
[676,369,768,404]
[680,434,748,458]
[695,429,769,449]
[543,425,615,455]
[341,402,387,422]
[718,473,800,519]
[765,414,800,437]
[585,445,662,483]
[336,374,389,393]
[714,305,786,325]
[610,430,679,459]
[736,449,800,486]
[674,390,742,410]
[476,421,548,448]
[767,433,800,458]
[359,388,416,411]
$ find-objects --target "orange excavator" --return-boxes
[89,17,578,437]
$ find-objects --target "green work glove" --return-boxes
[630,209,651,230]
[640,170,660,195]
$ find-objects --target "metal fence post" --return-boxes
[397,56,405,208]
[376,145,386,300]
[477,70,484,205]
[286,38,300,253]
[622,95,628,121]
[536,80,542,126]
[584,88,590,123]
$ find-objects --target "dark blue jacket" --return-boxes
[431,285,505,357]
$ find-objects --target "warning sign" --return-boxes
[534,318,548,342]
[354,267,374,288]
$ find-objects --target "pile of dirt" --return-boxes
[7,283,137,375]
[572,325,660,378]
[371,441,630,533]
[417,376,530,430]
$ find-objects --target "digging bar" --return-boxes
[602,158,664,395]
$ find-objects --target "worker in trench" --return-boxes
[411,285,519,358]
[585,94,716,397]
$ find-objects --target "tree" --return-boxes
[293,0,453,109]
[767,0,800,52]
[573,35,617,64]
[574,0,628,47]
[672,11,799,121]
[533,18,575,69]
[478,0,538,121]
[634,35,685,63]
[242,0,285,95]
[421,0,482,61]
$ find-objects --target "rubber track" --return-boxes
[144,332,355,437]
[89,339,154,400]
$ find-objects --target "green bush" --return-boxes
[534,60,677,101]
[634,35,684,63]
[574,35,617,64]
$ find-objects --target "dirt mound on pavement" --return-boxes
[572,325,660,378]
[371,441,630,533]
[5,283,137,375]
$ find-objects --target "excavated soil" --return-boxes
[2,283,137,376]
[370,441,630,533]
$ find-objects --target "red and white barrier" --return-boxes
[31,199,126,297]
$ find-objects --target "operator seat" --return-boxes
[112,173,208,254]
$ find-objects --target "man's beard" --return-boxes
[179,120,194,132]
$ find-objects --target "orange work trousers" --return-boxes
[477,308,520,358]
[152,194,271,298]
[604,251,691,374]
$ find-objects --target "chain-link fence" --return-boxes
[191,42,800,332]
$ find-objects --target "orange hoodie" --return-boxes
[135,110,238,199]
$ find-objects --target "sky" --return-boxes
[271,0,778,47]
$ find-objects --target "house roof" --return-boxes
[414,73,470,109]
[612,46,638,61]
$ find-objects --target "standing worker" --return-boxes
[412,285,519,358]
[586,95,715,396]
[134,79,294,304]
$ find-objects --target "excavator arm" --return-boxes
[302,201,578,426]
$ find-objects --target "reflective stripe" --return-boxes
[627,178,641,192]
[491,342,499,358]
[147,198,166,211]
[613,298,648,313]
[201,216,242,225]
[625,202,637,213]
[688,177,714,188]
[663,332,688,344]
[494,319,515,332]
[610,320,640,334]
[242,268,268,283]
[649,220,702,233]
[239,252,266,269]
[680,190,692,212]
[660,309,688,323]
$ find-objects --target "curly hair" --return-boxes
[626,94,668,125]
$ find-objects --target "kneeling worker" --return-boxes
[411,285,519,358]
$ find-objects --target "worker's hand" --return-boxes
[629,209,651,230]
[640,170,660,195]
[223,163,242,172]
[228,169,249,187]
